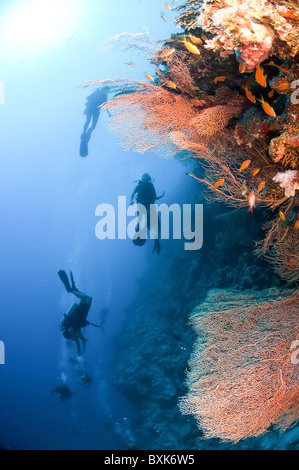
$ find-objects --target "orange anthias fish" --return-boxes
[255,64,267,87]
[214,178,225,189]
[145,72,155,82]
[126,61,136,68]
[188,33,203,44]
[214,76,226,84]
[238,159,251,172]
[257,181,265,194]
[252,168,260,176]
[243,86,256,103]
[161,12,168,22]
[268,89,274,98]
[277,82,289,91]
[239,63,246,73]
[181,37,200,55]
[157,38,174,44]
[160,47,175,59]
[256,96,276,117]
[286,257,294,267]
[248,191,256,213]
[279,210,286,222]
[295,218,299,231]
[191,98,206,107]
[165,3,171,10]
[165,80,177,89]
[265,61,289,74]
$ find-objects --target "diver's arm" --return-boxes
[156,191,165,201]
[130,187,138,205]
[86,320,99,328]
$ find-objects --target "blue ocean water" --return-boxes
[0,0,191,450]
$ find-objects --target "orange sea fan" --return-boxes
[190,102,245,137]
[160,49,199,95]
[179,288,299,442]
[255,199,299,282]
[101,84,200,156]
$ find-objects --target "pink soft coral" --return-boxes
[272,170,299,198]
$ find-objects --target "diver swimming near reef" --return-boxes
[130,173,165,254]
[80,87,109,157]
[50,384,75,402]
[58,270,99,355]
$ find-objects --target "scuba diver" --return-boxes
[78,369,93,388]
[58,270,99,356]
[69,357,93,388]
[80,87,109,157]
[50,384,75,402]
[130,173,165,254]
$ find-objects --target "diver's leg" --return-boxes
[75,338,81,356]
[70,271,78,292]
[83,114,92,133]
[72,291,92,306]
[152,213,161,254]
[90,110,100,132]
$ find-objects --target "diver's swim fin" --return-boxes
[58,270,72,292]
[152,239,161,255]
[70,271,78,292]
[79,130,91,158]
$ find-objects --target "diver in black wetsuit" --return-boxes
[80,87,109,157]
[58,270,99,355]
[130,173,165,254]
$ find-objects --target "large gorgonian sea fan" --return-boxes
[179,288,299,443]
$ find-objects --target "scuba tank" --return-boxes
[60,303,79,329]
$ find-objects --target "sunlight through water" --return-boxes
[0,0,86,62]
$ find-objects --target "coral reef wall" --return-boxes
[91,0,299,448]
[111,201,298,450]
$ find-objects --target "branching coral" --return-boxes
[154,49,200,95]
[100,83,199,157]
[103,31,159,58]
[179,288,299,442]
[255,198,299,282]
